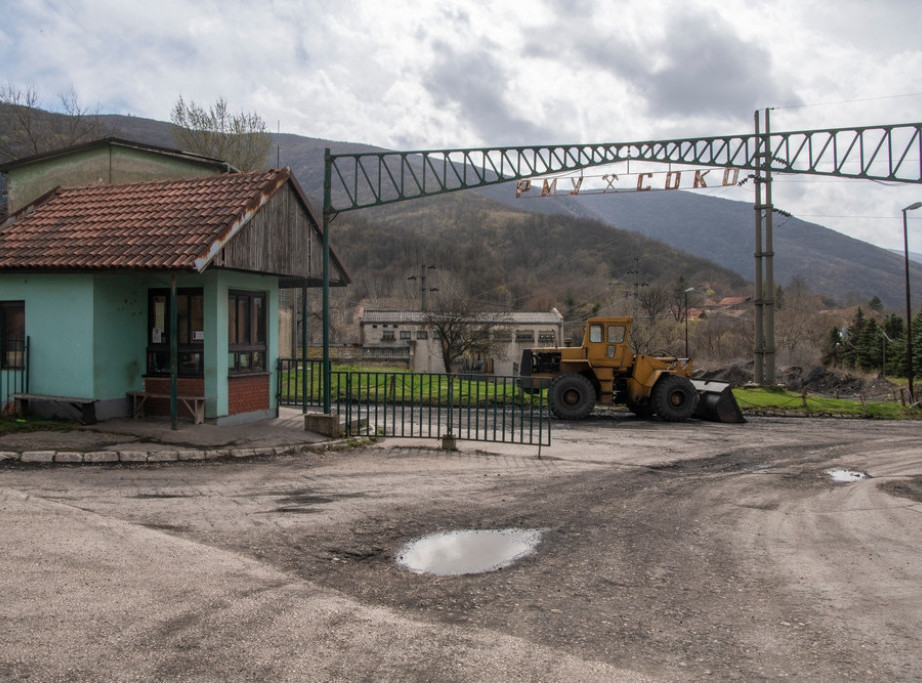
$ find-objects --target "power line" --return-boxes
[772,91,922,111]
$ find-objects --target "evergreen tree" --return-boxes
[913,312,922,380]
[856,318,881,373]
[820,326,843,367]
[839,308,866,368]
[882,314,905,376]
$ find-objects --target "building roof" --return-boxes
[0,136,235,174]
[0,167,348,280]
[361,309,564,325]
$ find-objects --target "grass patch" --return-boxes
[733,386,918,419]
[0,415,80,434]
[279,365,545,408]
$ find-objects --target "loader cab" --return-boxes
[584,318,631,368]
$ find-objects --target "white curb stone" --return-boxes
[84,451,119,463]
[147,451,179,462]
[21,451,55,463]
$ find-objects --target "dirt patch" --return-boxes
[698,362,901,399]
[878,476,922,503]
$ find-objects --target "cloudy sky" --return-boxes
[3,0,921,250]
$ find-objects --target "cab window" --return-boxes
[608,325,626,343]
[589,324,603,343]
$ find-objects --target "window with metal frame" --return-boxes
[1,300,25,369]
[147,289,204,377]
[228,290,266,374]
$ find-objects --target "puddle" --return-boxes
[827,468,868,483]
[396,528,543,576]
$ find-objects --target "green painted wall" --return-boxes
[92,273,151,397]
[0,274,96,397]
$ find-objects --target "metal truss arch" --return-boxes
[326,122,922,214]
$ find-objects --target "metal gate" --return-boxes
[277,360,550,446]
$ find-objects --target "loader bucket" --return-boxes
[691,379,746,423]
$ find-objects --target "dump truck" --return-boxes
[519,316,744,423]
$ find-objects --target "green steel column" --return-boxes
[763,108,776,385]
[752,111,765,385]
[301,284,308,412]
[170,273,178,430]
[322,148,332,414]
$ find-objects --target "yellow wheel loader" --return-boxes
[519,317,744,423]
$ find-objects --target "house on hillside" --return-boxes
[0,167,349,425]
[359,309,564,375]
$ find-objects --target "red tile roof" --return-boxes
[0,168,292,271]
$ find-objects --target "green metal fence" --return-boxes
[277,359,550,446]
[0,337,28,411]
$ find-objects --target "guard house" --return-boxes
[0,167,349,425]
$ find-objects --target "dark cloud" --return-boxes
[421,41,552,144]
[635,9,802,118]
[527,4,801,124]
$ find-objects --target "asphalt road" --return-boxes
[2,415,921,681]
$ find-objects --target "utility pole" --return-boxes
[408,264,438,312]
[753,108,777,385]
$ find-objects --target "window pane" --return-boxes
[254,295,266,344]
[608,326,625,343]
[190,295,204,343]
[146,289,204,377]
[1,301,25,370]
[177,295,190,343]
[227,290,267,375]
[152,295,166,343]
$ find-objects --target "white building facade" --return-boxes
[360,309,564,375]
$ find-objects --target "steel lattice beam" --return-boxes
[327,122,922,213]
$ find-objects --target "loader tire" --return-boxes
[549,374,596,420]
[651,375,699,422]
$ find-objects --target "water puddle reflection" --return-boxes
[397,528,543,576]
[827,468,868,483]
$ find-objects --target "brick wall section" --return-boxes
[228,374,270,415]
[142,377,205,420]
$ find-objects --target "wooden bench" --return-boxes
[10,393,98,425]
[127,391,206,425]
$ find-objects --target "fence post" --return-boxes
[442,374,457,450]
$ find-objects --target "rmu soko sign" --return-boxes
[515,167,741,198]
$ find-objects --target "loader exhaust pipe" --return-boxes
[690,380,746,423]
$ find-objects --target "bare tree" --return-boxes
[636,284,670,323]
[0,85,108,162]
[170,96,271,170]
[425,279,510,373]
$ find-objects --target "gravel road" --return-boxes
[2,415,921,681]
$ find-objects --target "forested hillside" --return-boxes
[330,192,748,315]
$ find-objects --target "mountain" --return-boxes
[476,185,921,310]
[8,109,922,310]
